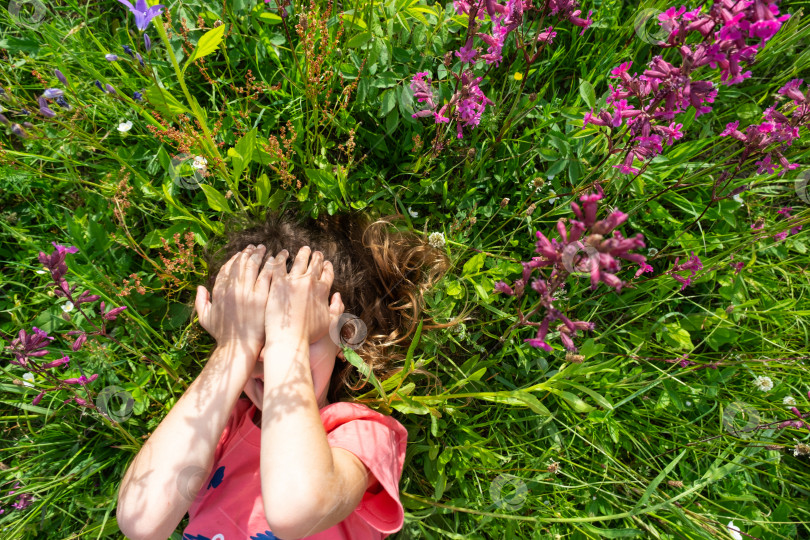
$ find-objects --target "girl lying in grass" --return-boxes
[116,210,449,540]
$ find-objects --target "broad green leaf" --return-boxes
[380,88,396,116]
[232,127,256,180]
[200,184,231,213]
[579,78,596,109]
[183,24,226,72]
[346,32,372,48]
[268,188,286,211]
[256,173,271,206]
[462,252,486,276]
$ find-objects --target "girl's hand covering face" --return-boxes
[194,245,275,356]
[264,246,337,345]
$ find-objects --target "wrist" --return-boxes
[213,339,262,361]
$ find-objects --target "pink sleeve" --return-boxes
[326,416,408,534]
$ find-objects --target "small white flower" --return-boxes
[727,521,743,540]
[428,232,445,249]
[117,120,133,132]
[754,375,774,392]
[61,301,75,313]
[407,207,419,218]
[192,156,208,170]
[35,269,47,275]
[22,373,35,388]
[647,248,659,257]
[548,190,559,204]
[685,400,692,407]
[733,193,743,204]
[783,396,797,407]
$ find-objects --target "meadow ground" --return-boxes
[1,0,810,538]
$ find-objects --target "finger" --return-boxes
[194,286,210,327]
[244,244,266,284]
[271,249,290,280]
[254,253,275,295]
[329,291,344,317]
[309,250,324,279]
[212,250,242,300]
[290,245,311,276]
[320,259,335,288]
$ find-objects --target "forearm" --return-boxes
[117,342,255,540]
[260,335,337,523]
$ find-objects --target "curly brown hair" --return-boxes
[200,207,452,403]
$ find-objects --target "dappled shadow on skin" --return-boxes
[117,339,260,537]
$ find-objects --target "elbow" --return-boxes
[263,495,327,540]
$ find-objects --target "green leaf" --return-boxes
[268,188,286,211]
[632,449,687,511]
[346,31,372,48]
[342,346,388,402]
[183,24,226,72]
[390,392,430,414]
[462,252,486,276]
[145,86,191,116]
[579,78,596,109]
[232,127,257,180]
[380,88,396,116]
[256,173,271,206]
[479,391,553,417]
[200,184,231,213]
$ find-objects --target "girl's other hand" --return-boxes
[264,246,334,345]
[194,245,275,358]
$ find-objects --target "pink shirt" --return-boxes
[182,397,408,540]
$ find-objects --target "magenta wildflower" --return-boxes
[455,38,478,63]
[669,251,703,290]
[496,185,645,352]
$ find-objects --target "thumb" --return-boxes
[195,286,210,325]
[329,292,344,319]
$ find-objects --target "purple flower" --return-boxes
[117,0,166,31]
[38,96,56,118]
[494,281,514,295]
[105,84,116,94]
[94,80,103,91]
[42,88,64,99]
[122,45,135,57]
[536,26,557,44]
[55,96,71,110]
[105,54,119,61]
[63,373,99,386]
[455,38,478,64]
[144,33,152,51]
[133,90,143,101]
[100,301,128,320]
[54,69,68,85]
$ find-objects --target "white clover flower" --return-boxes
[794,443,810,457]
[647,248,659,257]
[754,375,774,392]
[61,301,75,313]
[22,373,35,388]
[117,120,133,132]
[727,521,743,540]
[783,396,797,407]
[428,232,445,249]
[407,207,419,218]
[192,156,208,170]
[548,190,559,205]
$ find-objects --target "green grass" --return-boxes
[1,0,809,538]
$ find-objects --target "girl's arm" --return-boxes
[116,342,255,540]
[118,245,274,540]
[260,247,373,539]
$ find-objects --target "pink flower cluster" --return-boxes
[719,80,808,177]
[411,70,494,139]
[0,482,33,515]
[667,251,703,290]
[779,392,810,431]
[772,206,803,242]
[494,185,647,352]
[583,0,793,176]
[5,242,128,408]
[412,0,594,140]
